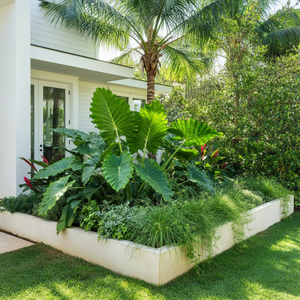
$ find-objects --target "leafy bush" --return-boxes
[29,88,222,234]
[0,193,42,214]
[166,47,300,204]
[32,197,67,222]
[79,177,290,250]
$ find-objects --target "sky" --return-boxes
[99,0,300,62]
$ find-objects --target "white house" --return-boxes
[0,0,172,198]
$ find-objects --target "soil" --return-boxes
[294,206,300,212]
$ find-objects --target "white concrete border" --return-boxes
[0,195,294,285]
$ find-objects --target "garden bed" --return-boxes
[0,195,294,285]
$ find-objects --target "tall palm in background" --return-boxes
[222,0,300,57]
[207,0,300,127]
[39,0,231,103]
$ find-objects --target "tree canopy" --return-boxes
[39,0,230,102]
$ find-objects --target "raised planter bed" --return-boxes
[0,195,294,285]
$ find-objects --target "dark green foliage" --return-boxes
[30,88,221,233]
[32,197,67,222]
[167,43,300,205]
[0,193,41,215]
[79,178,290,250]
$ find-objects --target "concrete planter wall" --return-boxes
[0,195,294,285]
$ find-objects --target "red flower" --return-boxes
[41,155,49,165]
[213,150,219,158]
[222,163,227,169]
[24,177,33,188]
[21,157,37,172]
[201,144,207,155]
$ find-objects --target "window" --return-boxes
[133,98,146,112]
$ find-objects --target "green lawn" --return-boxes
[0,212,299,300]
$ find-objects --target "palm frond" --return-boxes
[110,48,138,66]
[39,0,142,47]
[258,7,300,34]
[182,0,231,42]
[253,0,282,21]
[161,44,212,81]
[262,27,300,56]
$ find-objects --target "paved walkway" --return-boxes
[0,231,34,254]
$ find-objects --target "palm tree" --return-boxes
[257,5,300,57]
[206,0,300,127]
[214,0,300,59]
[39,0,230,103]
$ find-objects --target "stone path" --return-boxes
[0,231,34,254]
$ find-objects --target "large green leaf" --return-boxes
[102,152,133,192]
[127,101,168,153]
[176,148,198,161]
[99,143,118,163]
[34,157,76,179]
[56,203,80,234]
[82,153,100,185]
[90,88,138,144]
[83,184,101,201]
[169,119,223,147]
[39,176,75,215]
[29,159,48,168]
[135,160,174,201]
[186,164,215,194]
[72,160,83,171]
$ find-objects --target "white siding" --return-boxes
[78,81,106,133]
[78,81,147,133]
[30,0,97,58]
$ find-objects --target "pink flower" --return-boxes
[24,177,33,188]
[41,155,49,165]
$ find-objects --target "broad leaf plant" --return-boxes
[27,88,222,233]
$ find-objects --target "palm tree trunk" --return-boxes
[147,71,156,104]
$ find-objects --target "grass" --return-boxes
[0,212,299,299]
[83,177,291,249]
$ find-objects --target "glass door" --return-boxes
[34,81,70,163]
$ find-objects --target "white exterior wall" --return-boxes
[0,0,31,198]
[30,0,97,58]
[78,81,100,133]
[78,81,147,133]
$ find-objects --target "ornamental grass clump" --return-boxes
[77,179,291,252]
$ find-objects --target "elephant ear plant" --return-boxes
[32,87,222,234]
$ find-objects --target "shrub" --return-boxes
[0,193,42,215]
[28,88,222,234]
[78,177,290,250]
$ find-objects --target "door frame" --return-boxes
[31,79,70,163]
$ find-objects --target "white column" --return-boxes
[0,0,31,198]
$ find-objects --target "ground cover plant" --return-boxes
[0,211,299,299]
